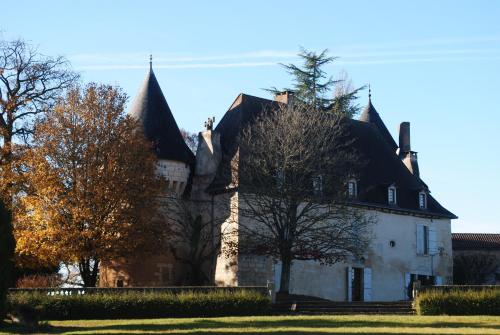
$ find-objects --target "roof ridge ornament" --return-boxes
[204,117,215,131]
[149,54,153,71]
[368,83,371,100]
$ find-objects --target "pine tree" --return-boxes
[0,200,15,319]
[282,48,336,110]
[271,48,364,117]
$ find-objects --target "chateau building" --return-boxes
[101,64,457,301]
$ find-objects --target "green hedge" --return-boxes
[415,288,500,315]
[8,290,270,320]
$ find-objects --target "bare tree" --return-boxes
[180,128,199,154]
[232,103,374,294]
[0,39,78,164]
[331,70,364,118]
[164,196,227,285]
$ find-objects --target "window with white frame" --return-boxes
[388,185,397,205]
[348,179,357,198]
[312,175,323,196]
[416,224,429,255]
[419,191,427,209]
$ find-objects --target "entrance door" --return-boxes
[352,267,364,301]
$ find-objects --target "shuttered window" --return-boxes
[419,192,427,209]
[388,186,397,205]
[416,224,430,255]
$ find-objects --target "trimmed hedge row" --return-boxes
[8,290,270,320]
[415,287,500,315]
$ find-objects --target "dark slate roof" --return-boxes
[452,233,500,251]
[348,119,455,218]
[129,68,195,166]
[359,97,398,151]
[208,93,456,219]
[208,93,281,190]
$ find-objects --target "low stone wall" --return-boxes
[9,286,268,296]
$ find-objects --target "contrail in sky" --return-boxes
[70,36,500,71]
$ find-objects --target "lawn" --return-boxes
[1,315,499,335]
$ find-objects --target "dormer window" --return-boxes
[312,175,323,196]
[388,185,397,205]
[419,191,427,209]
[348,179,357,198]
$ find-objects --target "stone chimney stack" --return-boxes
[397,122,420,177]
[398,122,411,153]
[274,91,293,105]
[195,117,221,177]
[192,117,222,200]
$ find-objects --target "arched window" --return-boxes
[388,185,397,205]
[348,179,357,198]
[419,191,427,209]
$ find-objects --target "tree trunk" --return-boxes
[279,252,292,294]
[79,258,99,287]
[0,201,15,318]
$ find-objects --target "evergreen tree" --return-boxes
[0,200,15,319]
[271,48,364,117]
[282,48,336,110]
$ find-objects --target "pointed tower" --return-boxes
[359,87,398,151]
[100,59,195,288]
[129,58,195,194]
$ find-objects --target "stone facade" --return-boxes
[100,254,187,287]
[157,159,191,194]
[214,206,453,301]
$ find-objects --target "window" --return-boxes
[416,224,429,255]
[348,179,357,198]
[388,185,397,205]
[419,191,427,209]
[312,175,323,196]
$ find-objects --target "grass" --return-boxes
[1,315,500,335]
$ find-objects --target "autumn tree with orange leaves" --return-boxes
[15,84,167,286]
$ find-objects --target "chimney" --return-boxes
[274,91,293,105]
[194,118,221,177]
[397,122,420,177]
[398,122,411,153]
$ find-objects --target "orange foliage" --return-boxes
[14,84,167,271]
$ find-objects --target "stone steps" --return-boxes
[272,294,414,315]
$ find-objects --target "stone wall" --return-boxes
[99,253,187,287]
[156,159,190,194]
[214,192,239,286]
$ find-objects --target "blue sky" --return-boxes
[2,0,499,233]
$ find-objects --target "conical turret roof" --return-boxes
[129,66,195,166]
[359,95,398,151]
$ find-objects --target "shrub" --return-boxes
[415,288,500,315]
[8,290,270,320]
